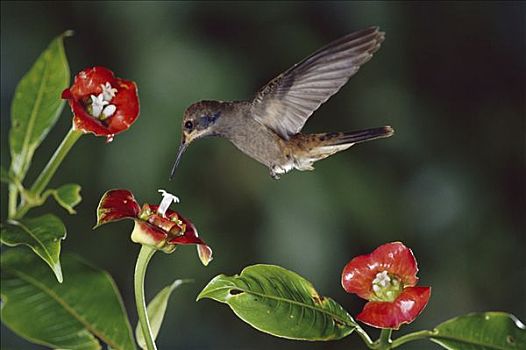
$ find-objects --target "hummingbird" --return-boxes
[171,26,393,179]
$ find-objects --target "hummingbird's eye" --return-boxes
[184,121,194,130]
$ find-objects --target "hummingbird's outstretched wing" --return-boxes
[251,26,384,140]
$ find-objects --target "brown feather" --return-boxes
[251,27,385,140]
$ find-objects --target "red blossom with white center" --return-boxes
[341,242,431,329]
[62,67,139,141]
[95,189,212,266]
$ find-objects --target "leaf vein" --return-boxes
[221,285,354,328]
[8,219,53,263]
[19,55,51,177]
[3,266,125,350]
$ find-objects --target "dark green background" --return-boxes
[1,1,524,349]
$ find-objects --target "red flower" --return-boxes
[95,189,212,266]
[62,67,139,141]
[341,242,431,329]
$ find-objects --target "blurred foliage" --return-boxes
[1,1,524,349]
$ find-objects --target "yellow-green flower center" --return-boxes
[371,270,403,302]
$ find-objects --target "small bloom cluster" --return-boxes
[62,67,139,140]
[342,242,431,329]
[96,189,212,266]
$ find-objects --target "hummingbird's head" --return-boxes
[170,101,223,179]
[181,100,223,143]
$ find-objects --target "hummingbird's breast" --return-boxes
[221,108,289,169]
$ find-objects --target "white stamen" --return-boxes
[100,104,116,119]
[373,270,391,288]
[157,189,180,217]
[101,82,118,101]
[90,93,108,118]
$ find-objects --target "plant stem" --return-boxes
[374,329,392,350]
[354,325,375,348]
[134,245,157,350]
[14,127,82,219]
[30,126,82,195]
[390,330,434,348]
[8,183,18,219]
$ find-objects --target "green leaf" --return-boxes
[0,214,66,282]
[135,279,191,349]
[431,312,526,349]
[9,31,71,181]
[1,249,136,350]
[51,183,82,214]
[197,264,356,341]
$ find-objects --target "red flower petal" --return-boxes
[105,79,139,133]
[168,215,205,245]
[341,254,376,299]
[95,190,212,262]
[197,244,213,266]
[147,213,182,234]
[373,242,418,287]
[96,189,140,227]
[131,220,168,247]
[62,66,139,137]
[70,100,112,135]
[141,205,213,262]
[356,286,431,329]
[154,206,213,264]
[342,242,418,299]
[69,66,114,98]
[142,205,210,246]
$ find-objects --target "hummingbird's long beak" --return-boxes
[169,141,188,180]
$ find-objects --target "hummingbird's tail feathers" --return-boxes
[323,126,394,146]
[294,126,394,168]
[295,142,353,169]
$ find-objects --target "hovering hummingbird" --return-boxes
[171,26,393,179]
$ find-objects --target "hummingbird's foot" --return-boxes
[270,166,281,180]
